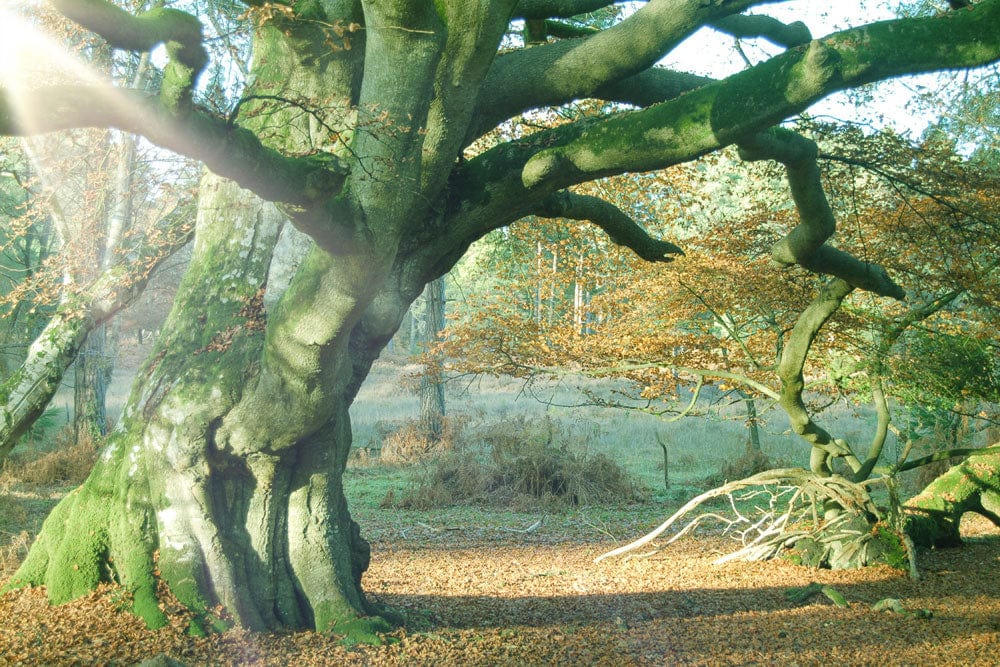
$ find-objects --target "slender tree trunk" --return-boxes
[73,324,109,441]
[419,276,446,442]
[534,239,542,326]
[745,394,761,453]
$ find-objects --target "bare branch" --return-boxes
[533,190,683,262]
[892,444,1000,474]
[595,468,880,563]
[739,127,905,299]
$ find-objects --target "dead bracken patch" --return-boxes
[1,514,998,665]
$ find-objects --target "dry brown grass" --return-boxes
[388,416,646,510]
[374,416,467,465]
[5,428,98,486]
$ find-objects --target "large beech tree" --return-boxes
[2,0,1000,634]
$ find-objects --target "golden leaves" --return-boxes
[2,524,1000,664]
[239,4,362,52]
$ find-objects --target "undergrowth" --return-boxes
[3,427,99,486]
[382,415,647,510]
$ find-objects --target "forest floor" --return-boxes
[3,355,999,664]
[1,504,998,666]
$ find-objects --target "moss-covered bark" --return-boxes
[906,446,1000,548]
[4,13,411,635]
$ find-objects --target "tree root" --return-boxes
[596,468,906,570]
[785,582,849,607]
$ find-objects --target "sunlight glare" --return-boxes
[0,3,156,203]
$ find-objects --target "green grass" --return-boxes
[347,356,837,496]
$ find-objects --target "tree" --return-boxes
[0,143,58,380]
[418,276,446,442]
[446,119,1000,567]
[0,4,197,459]
[2,0,999,635]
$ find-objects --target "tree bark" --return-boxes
[419,277,446,442]
[6,173,393,634]
[73,323,109,441]
[906,446,1000,548]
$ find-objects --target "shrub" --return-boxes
[368,415,466,465]
[389,416,646,510]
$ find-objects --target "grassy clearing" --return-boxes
[1,353,897,582]
[346,355,884,506]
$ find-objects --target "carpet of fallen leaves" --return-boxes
[1,513,998,666]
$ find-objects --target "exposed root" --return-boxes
[595,468,902,570]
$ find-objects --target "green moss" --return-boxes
[329,616,394,647]
[868,524,908,570]
[132,585,168,630]
[433,0,448,27]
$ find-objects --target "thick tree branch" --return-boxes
[592,67,713,107]
[512,0,619,20]
[739,127,905,299]
[51,0,208,112]
[0,86,351,240]
[518,1,1000,191]
[777,278,859,473]
[710,14,811,49]
[533,190,683,261]
[474,0,762,138]
[544,19,599,39]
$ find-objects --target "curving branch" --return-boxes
[50,0,208,112]
[710,14,811,49]
[518,1,1000,191]
[473,0,763,138]
[777,278,859,473]
[738,127,905,299]
[532,190,683,261]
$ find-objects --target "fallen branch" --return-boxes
[595,468,882,565]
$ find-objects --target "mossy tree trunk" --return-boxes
[906,446,1000,548]
[4,0,1000,634]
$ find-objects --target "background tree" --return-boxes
[1,0,998,635]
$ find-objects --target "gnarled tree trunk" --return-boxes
[7,173,395,633]
[4,0,999,637]
[906,446,1000,548]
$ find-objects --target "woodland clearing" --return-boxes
[1,508,998,666]
[1,356,998,666]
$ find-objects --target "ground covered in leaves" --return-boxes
[1,508,998,666]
